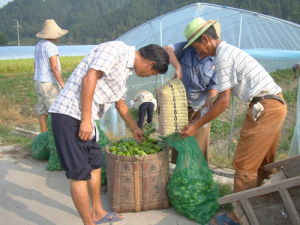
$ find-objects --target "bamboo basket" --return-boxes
[156,78,188,136]
[106,147,170,212]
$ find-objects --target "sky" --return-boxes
[0,0,13,8]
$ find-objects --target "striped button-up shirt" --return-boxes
[49,41,135,120]
[215,41,281,101]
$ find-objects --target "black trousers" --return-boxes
[137,102,154,128]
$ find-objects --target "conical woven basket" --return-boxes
[156,79,188,136]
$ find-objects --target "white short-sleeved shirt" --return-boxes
[215,41,281,102]
[34,40,61,83]
[132,91,157,111]
[49,41,135,121]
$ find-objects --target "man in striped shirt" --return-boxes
[49,41,169,225]
[180,18,287,225]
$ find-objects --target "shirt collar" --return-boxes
[127,46,135,69]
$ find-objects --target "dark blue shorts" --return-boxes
[51,113,105,180]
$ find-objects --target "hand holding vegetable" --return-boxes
[131,126,143,143]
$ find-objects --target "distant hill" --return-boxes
[0,0,299,45]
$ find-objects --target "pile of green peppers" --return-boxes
[109,137,164,156]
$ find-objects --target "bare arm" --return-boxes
[164,45,182,79]
[78,68,104,141]
[115,99,143,143]
[180,88,231,137]
[49,55,64,88]
[204,89,218,108]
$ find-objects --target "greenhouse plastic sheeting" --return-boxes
[289,76,300,156]
[0,45,96,60]
[99,2,300,137]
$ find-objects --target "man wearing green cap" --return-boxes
[164,17,220,161]
[180,17,287,225]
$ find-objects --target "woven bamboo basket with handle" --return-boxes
[156,78,188,136]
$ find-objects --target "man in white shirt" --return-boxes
[34,19,67,132]
[130,90,157,128]
[49,41,169,225]
[180,18,287,225]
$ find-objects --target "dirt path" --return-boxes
[0,145,201,225]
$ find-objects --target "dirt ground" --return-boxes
[0,144,233,225]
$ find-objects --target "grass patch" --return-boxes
[271,68,298,84]
[0,125,33,147]
[217,182,233,212]
[211,120,230,139]
[0,56,83,75]
[283,88,298,105]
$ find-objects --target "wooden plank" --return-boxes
[219,176,300,204]
[232,201,250,225]
[133,162,141,212]
[263,155,300,171]
[279,189,300,225]
[240,199,260,225]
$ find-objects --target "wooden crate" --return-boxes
[106,148,170,213]
[219,155,300,225]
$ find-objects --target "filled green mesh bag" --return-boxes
[101,166,107,186]
[162,133,219,224]
[95,120,109,186]
[46,116,63,171]
[31,131,50,160]
[95,120,110,147]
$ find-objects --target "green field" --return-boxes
[0,58,298,168]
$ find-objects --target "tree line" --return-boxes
[0,0,299,46]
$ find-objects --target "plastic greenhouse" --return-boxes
[101,2,300,156]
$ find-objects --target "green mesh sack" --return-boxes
[46,116,63,171]
[101,166,107,186]
[95,120,110,147]
[162,133,219,224]
[31,131,50,160]
[95,120,109,186]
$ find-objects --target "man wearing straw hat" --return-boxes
[180,17,287,225]
[34,19,67,132]
[49,42,169,225]
[164,17,220,161]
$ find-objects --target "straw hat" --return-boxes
[36,19,68,39]
[183,17,221,49]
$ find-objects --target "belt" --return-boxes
[251,94,286,105]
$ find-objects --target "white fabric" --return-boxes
[34,40,61,83]
[215,41,282,102]
[49,41,135,122]
[252,102,264,121]
[132,90,157,111]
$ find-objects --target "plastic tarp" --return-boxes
[100,2,300,136]
[0,45,96,60]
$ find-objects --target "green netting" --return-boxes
[95,120,110,147]
[95,120,109,186]
[162,133,219,224]
[31,131,50,160]
[47,116,63,171]
[31,118,109,178]
[101,166,106,186]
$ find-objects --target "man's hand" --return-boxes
[78,120,93,141]
[131,127,143,143]
[179,122,199,138]
[173,68,182,80]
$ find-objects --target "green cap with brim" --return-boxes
[183,17,221,49]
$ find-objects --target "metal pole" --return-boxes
[160,19,163,85]
[227,13,243,157]
[13,20,21,46]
